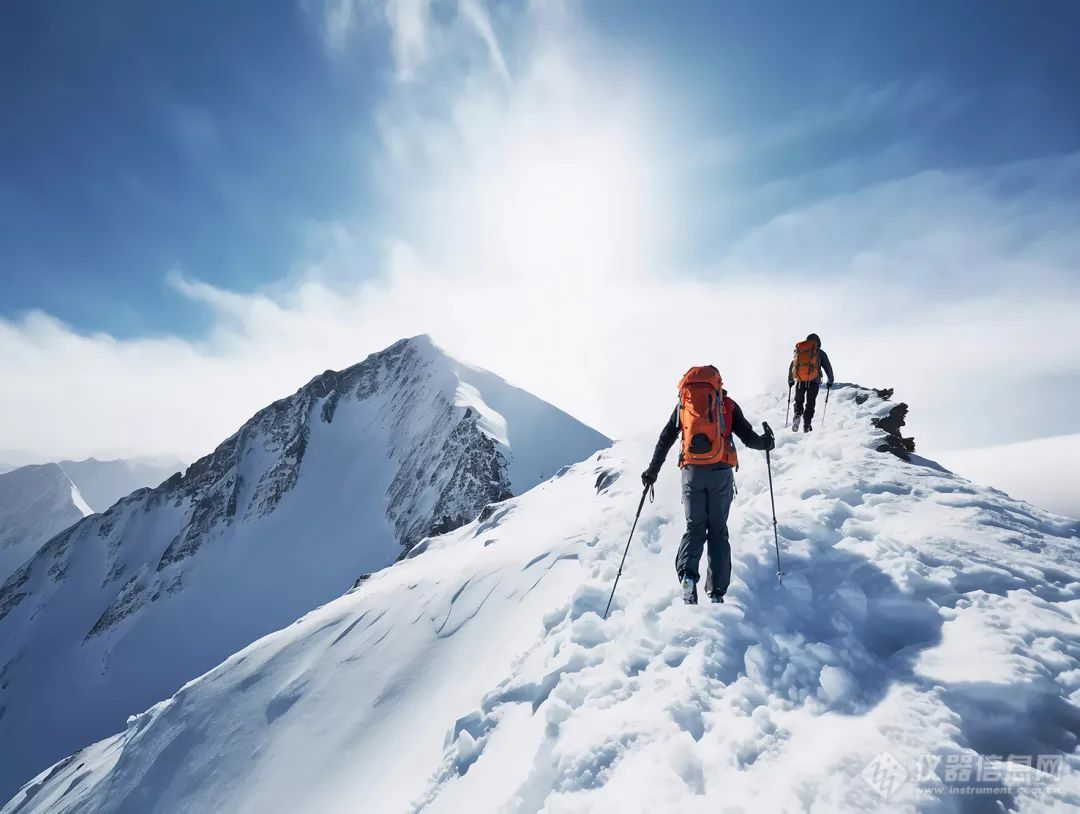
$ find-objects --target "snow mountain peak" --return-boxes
[0,337,610,802]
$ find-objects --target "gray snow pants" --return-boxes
[675,465,735,597]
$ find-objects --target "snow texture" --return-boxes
[0,464,91,583]
[6,384,1079,813]
[0,335,609,802]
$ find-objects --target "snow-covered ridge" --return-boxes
[0,335,610,803]
[9,384,1078,813]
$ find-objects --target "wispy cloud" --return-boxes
[721,156,1080,292]
[303,0,431,77]
[766,77,955,150]
[458,0,510,84]
[384,0,431,79]
[304,0,361,56]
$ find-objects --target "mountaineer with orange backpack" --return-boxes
[787,333,834,433]
[641,366,774,605]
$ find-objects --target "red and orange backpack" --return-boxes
[791,339,821,382]
[677,366,738,469]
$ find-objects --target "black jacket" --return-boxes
[647,398,770,476]
[787,348,833,385]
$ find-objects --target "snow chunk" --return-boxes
[819,665,857,704]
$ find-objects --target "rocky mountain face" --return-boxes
[0,464,91,583]
[0,335,610,802]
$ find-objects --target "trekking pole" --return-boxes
[821,385,831,428]
[785,383,792,426]
[762,422,785,584]
[603,483,652,619]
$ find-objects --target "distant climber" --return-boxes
[641,366,774,605]
[787,333,834,433]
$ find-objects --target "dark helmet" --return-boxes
[806,333,821,346]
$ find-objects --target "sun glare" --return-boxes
[471,126,654,285]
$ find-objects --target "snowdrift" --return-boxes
[5,385,1080,813]
[0,336,609,802]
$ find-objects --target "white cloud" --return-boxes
[3,256,1077,467]
[458,0,510,84]
[384,0,431,79]
[763,77,954,150]
[941,434,1080,520]
[305,0,361,56]
[303,0,430,75]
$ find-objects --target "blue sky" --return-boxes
[1,0,382,336]
[2,0,1079,514]
[4,1,1078,336]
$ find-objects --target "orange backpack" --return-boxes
[792,339,820,382]
[677,366,738,469]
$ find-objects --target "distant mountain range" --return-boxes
[0,458,181,584]
[0,463,92,583]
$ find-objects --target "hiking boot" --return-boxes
[803,421,813,433]
[710,592,724,604]
[791,413,801,433]
[680,576,698,605]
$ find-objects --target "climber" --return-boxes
[641,366,774,605]
[787,333,834,433]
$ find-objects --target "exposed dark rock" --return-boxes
[871,400,916,461]
[428,514,458,537]
[478,501,506,523]
[594,469,620,494]
[86,576,146,639]
[321,389,341,423]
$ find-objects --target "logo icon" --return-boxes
[861,751,910,799]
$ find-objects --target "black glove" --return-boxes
[641,470,657,487]
[827,381,833,389]
[787,379,794,388]
[761,423,776,452]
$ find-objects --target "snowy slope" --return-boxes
[8,385,1079,813]
[0,464,92,583]
[0,335,610,802]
